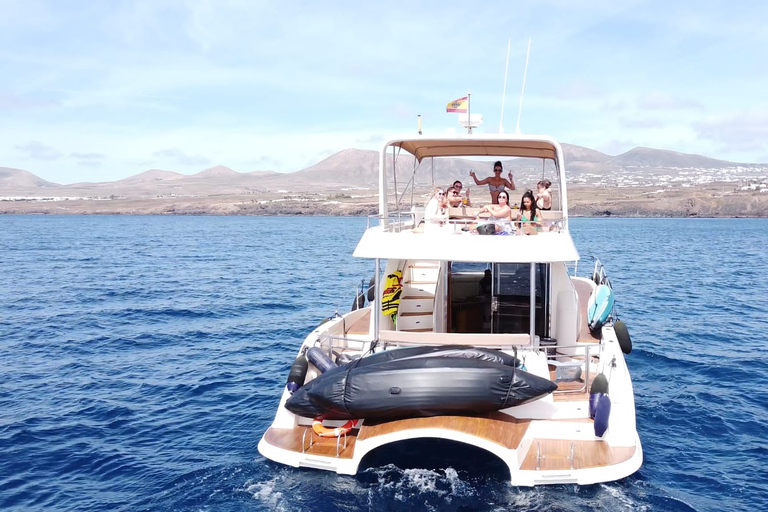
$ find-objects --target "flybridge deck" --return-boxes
[353,220,579,263]
[375,134,570,222]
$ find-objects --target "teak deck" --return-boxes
[358,411,531,450]
[265,412,531,461]
[345,310,371,335]
[519,439,636,470]
[264,426,358,459]
[264,415,635,471]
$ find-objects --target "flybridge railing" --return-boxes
[366,212,567,235]
[366,212,418,232]
[366,213,479,234]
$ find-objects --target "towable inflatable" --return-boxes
[286,351,556,421]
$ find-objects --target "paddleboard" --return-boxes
[587,284,614,331]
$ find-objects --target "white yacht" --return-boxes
[258,134,642,486]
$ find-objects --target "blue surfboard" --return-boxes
[587,284,614,331]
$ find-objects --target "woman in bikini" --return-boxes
[535,179,552,210]
[469,161,515,204]
[475,191,514,234]
[515,190,540,235]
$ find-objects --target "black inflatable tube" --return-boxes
[285,356,556,421]
[354,345,520,369]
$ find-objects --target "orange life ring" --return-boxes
[312,418,360,438]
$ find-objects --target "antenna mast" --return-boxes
[500,38,511,133]
[515,38,531,135]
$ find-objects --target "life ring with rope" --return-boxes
[312,417,361,438]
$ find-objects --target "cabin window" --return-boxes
[447,262,550,336]
[448,263,492,334]
[491,263,550,336]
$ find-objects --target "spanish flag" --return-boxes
[446,96,468,113]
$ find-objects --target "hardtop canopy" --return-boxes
[386,134,561,163]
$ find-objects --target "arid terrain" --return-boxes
[2,144,767,217]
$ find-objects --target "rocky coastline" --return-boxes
[1,184,767,218]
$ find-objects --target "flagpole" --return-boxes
[500,38,511,133]
[467,90,472,134]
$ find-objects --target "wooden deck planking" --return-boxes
[345,310,371,335]
[264,426,358,459]
[358,412,530,450]
[520,439,636,470]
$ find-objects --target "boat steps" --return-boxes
[402,283,437,296]
[263,426,358,459]
[407,261,440,268]
[397,313,433,331]
[399,297,433,314]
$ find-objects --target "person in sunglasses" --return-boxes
[475,191,515,234]
[424,187,450,233]
[447,180,471,207]
[469,161,515,204]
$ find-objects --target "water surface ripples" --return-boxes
[1,216,767,511]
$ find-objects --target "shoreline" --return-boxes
[2,184,767,218]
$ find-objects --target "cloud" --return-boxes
[599,139,637,156]
[153,148,211,167]
[355,134,386,146]
[600,99,629,113]
[70,152,106,160]
[242,155,282,171]
[692,110,768,153]
[555,81,603,100]
[70,152,106,167]
[183,0,216,52]
[619,118,665,129]
[14,141,63,160]
[0,93,59,110]
[637,92,704,110]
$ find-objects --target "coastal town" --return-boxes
[2,145,768,217]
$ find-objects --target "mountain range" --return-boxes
[1,143,765,199]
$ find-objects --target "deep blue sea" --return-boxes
[1,215,767,512]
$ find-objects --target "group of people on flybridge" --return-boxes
[423,161,552,235]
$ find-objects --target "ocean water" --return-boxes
[1,215,766,512]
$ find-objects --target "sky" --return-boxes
[1,0,767,184]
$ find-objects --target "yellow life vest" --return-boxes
[381,271,403,321]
